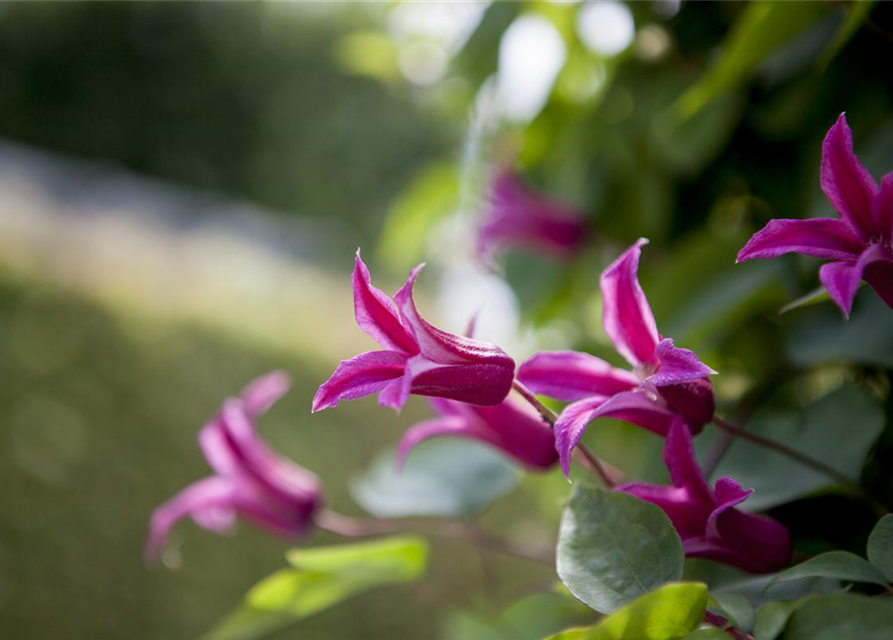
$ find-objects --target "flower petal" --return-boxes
[649,339,717,387]
[864,256,893,312]
[656,378,715,432]
[477,170,586,262]
[600,239,660,367]
[517,351,638,401]
[312,350,408,412]
[819,243,891,317]
[736,218,862,262]
[240,370,291,420]
[145,476,237,563]
[470,397,558,469]
[378,368,413,411]
[410,361,516,406]
[352,250,419,354]
[615,483,707,538]
[705,508,792,573]
[663,418,713,504]
[554,397,607,476]
[821,113,878,240]
[872,172,893,237]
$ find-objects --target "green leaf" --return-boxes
[543,583,708,640]
[444,592,595,640]
[766,551,890,592]
[377,161,459,272]
[867,514,893,583]
[781,594,893,640]
[817,1,877,71]
[557,485,684,614]
[710,593,755,633]
[351,439,519,518]
[210,536,428,640]
[752,601,794,640]
[710,383,884,510]
[670,1,829,121]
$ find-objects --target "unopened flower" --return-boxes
[617,418,791,574]
[396,395,558,471]
[146,372,322,563]
[518,239,716,474]
[313,251,515,412]
[738,113,893,317]
[477,169,586,263]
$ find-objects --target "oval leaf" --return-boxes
[544,583,708,640]
[557,485,684,614]
[766,551,890,591]
[782,594,893,640]
[867,514,893,583]
[752,601,794,640]
[351,439,519,518]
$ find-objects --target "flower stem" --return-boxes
[316,510,554,565]
[512,379,619,487]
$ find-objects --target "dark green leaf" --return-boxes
[710,593,755,633]
[781,594,893,640]
[351,439,519,518]
[557,485,684,613]
[767,551,889,591]
[543,583,708,640]
[752,601,794,640]
[867,514,893,583]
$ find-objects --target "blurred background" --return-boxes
[1,2,892,639]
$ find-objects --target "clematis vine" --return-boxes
[737,113,893,317]
[477,169,587,263]
[396,395,559,471]
[146,372,323,563]
[313,251,515,412]
[518,239,716,474]
[617,418,792,574]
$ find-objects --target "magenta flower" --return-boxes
[617,418,791,574]
[146,372,322,563]
[312,251,515,412]
[517,239,716,474]
[396,396,559,471]
[737,113,893,317]
[477,169,587,263]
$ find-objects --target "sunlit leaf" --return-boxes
[543,583,708,640]
[557,485,684,614]
[351,438,519,518]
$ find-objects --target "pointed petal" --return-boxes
[708,477,753,521]
[240,371,291,420]
[663,418,713,504]
[873,172,893,237]
[517,351,638,401]
[312,350,408,412]
[198,418,239,476]
[395,415,481,469]
[736,218,862,262]
[649,339,717,387]
[410,360,516,406]
[378,368,413,411]
[821,113,878,239]
[477,170,586,261]
[352,250,418,354]
[600,239,660,367]
[145,476,236,563]
[819,244,890,317]
[554,397,608,476]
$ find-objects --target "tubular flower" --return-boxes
[737,113,893,317]
[477,169,587,263]
[312,251,515,412]
[396,395,559,471]
[617,418,792,574]
[517,239,716,475]
[146,372,323,563]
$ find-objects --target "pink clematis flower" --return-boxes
[518,239,717,475]
[737,113,893,317]
[396,395,559,471]
[312,251,515,412]
[617,418,791,574]
[477,169,587,263]
[146,372,323,563]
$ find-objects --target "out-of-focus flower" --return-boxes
[146,372,322,563]
[477,170,587,263]
[396,395,558,471]
[617,418,791,574]
[738,113,893,317]
[518,239,716,474]
[313,251,515,412]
